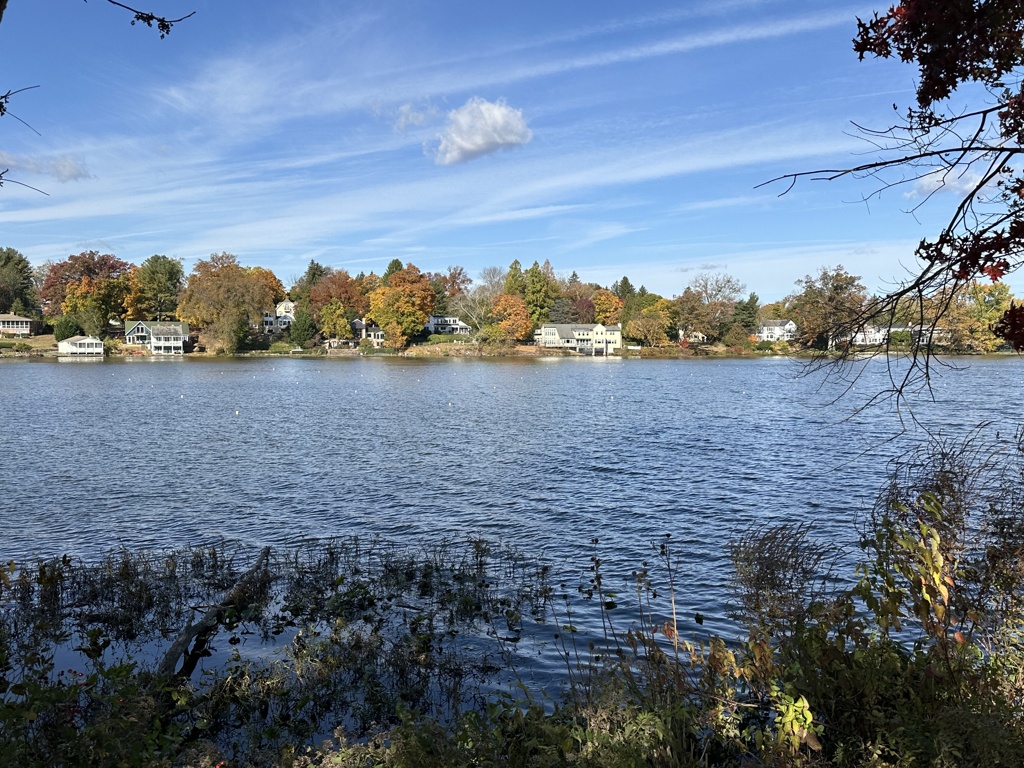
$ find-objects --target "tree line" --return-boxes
[0,246,1016,354]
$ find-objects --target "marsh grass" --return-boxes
[5,431,1024,766]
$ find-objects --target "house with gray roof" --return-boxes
[756,319,797,343]
[534,323,622,354]
[124,320,190,354]
[0,313,33,337]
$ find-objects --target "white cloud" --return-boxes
[903,170,988,200]
[0,152,91,182]
[435,98,533,165]
[394,102,440,131]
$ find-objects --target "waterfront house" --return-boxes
[352,318,386,347]
[851,325,887,346]
[425,316,472,335]
[534,323,622,354]
[680,330,708,343]
[57,335,104,356]
[124,320,190,354]
[0,313,33,337]
[261,301,296,334]
[756,319,797,343]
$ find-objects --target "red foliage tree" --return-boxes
[39,251,132,316]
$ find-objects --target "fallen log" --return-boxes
[158,546,271,679]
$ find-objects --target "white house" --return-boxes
[352,318,386,347]
[0,313,33,337]
[534,323,622,354]
[756,319,797,343]
[425,316,472,335]
[851,325,887,346]
[261,301,296,334]
[124,321,190,355]
[57,335,104,356]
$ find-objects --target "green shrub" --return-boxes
[0,340,15,349]
[13,342,31,352]
[427,334,470,344]
[52,315,82,342]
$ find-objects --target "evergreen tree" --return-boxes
[289,307,317,347]
[382,259,405,286]
[503,260,526,298]
[524,261,557,325]
[0,247,35,314]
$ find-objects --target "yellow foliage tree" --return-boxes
[592,289,624,325]
[318,298,350,340]
[367,266,435,346]
[177,253,277,353]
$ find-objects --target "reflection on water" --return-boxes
[3,355,1021,638]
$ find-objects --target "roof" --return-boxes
[759,319,795,328]
[125,320,189,335]
[60,335,99,344]
[0,313,31,321]
[541,322,618,332]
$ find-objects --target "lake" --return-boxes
[2,354,1022,638]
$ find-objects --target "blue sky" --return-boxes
[0,0,989,300]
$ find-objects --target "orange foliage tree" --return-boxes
[491,293,533,341]
[310,270,369,319]
[367,264,435,345]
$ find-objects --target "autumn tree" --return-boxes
[367,263,435,346]
[490,293,533,341]
[176,253,276,353]
[757,299,792,326]
[924,280,1014,354]
[39,251,132,317]
[310,270,368,320]
[0,246,34,314]
[769,1,1024,361]
[247,267,286,306]
[382,321,407,351]
[381,258,405,286]
[289,260,332,306]
[426,265,471,315]
[61,274,132,336]
[688,272,745,339]
[673,287,710,340]
[592,289,624,325]
[624,305,672,347]
[572,297,596,323]
[788,266,868,350]
[318,299,350,340]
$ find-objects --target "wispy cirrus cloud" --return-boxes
[393,102,440,131]
[0,152,91,182]
[435,98,533,165]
